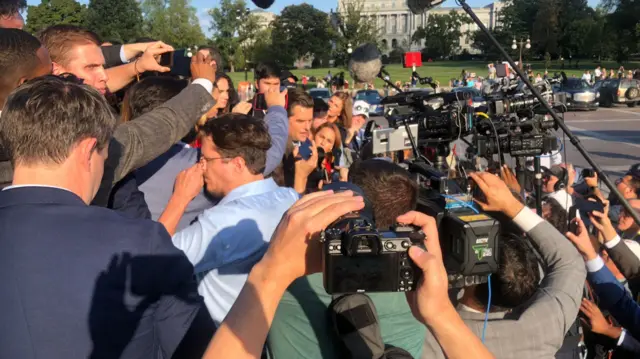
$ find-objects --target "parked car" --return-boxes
[553,78,599,111]
[598,78,640,108]
[308,88,331,103]
[450,87,487,108]
[354,89,384,116]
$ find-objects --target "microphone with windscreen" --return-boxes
[250,0,275,9]
[348,43,383,84]
[407,0,446,14]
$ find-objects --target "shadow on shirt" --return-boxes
[88,252,214,359]
[195,219,269,277]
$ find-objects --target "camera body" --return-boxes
[321,214,426,294]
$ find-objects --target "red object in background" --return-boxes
[403,52,422,68]
[495,63,510,78]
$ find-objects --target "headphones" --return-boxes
[554,167,569,192]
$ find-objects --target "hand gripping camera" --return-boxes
[320,182,426,294]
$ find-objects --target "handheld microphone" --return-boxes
[250,0,275,9]
[407,0,446,14]
[348,43,383,84]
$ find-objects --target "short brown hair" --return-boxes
[0,75,116,166]
[349,159,418,228]
[287,87,314,117]
[0,29,41,106]
[37,25,100,65]
[201,114,271,175]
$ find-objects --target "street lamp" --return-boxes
[347,43,353,54]
[512,37,531,69]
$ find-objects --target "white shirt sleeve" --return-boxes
[119,46,129,64]
[192,78,213,94]
[586,256,606,273]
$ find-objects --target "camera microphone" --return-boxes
[348,43,383,84]
[407,0,446,14]
[250,0,275,9]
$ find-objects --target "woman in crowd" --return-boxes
[191,73,251,147]
[326,91,353,140]
[314,122,344,181]
[292,122,345,194]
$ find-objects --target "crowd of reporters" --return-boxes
[2,1,640,358]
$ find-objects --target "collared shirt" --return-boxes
[3,184,75,195]
[172,178,299,324]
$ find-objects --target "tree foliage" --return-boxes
[412,10,471,59]
[85,0,142,43]
[25,0,86,34]
[332,0,381,66]
[498,0,620,60]
[209,0,261,72]
[141,0,205,48]
[270,4,334,68]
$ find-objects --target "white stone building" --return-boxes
[336,0,505,54]
[251,9,276,30]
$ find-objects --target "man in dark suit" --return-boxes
[0,76,213,358]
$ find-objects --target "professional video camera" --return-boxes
[478,75,567,116]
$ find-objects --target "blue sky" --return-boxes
[27,0,602,36]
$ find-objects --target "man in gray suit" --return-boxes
[0,27,218,208]
[421,172,586,359]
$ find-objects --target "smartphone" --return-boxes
[160,51,174,68]
[297,141,313,160]
[568,207,579,234]
[254,91,288,111]
[254,93,267,111]
[170,49,192,78]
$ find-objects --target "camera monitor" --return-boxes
[372,124,418,155]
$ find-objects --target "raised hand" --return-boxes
[173,162,205,202]
[136,41,174,73]
[190,52,216,83]
[565,217,598,261]
[260,191,364,284]
[469,172,524,219]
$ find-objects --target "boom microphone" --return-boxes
[407,0,445,14]
[250,0,275,9]
[348,43,383,84]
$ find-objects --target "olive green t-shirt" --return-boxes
[267,273,425,358]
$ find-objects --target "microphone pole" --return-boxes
[378,66,404,93]
[456,0,640,228]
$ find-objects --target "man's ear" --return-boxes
[76,137,98,171]
[51,62,64,76]
[231,157,246,173]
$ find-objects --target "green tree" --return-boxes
[209,0,261,72]
[142,0,205,48]
[531,0,560,56]
[499,0,539,40]
[471,27,511,59]
[25,0,86,34]
[603,0,640,62]
[332,0,381,66]
[85,0,142,43]
[270,4,334,68]
[412,10,471,58]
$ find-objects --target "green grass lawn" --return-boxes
[226,60,640,89]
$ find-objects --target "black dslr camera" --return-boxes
[320,182,426,294]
